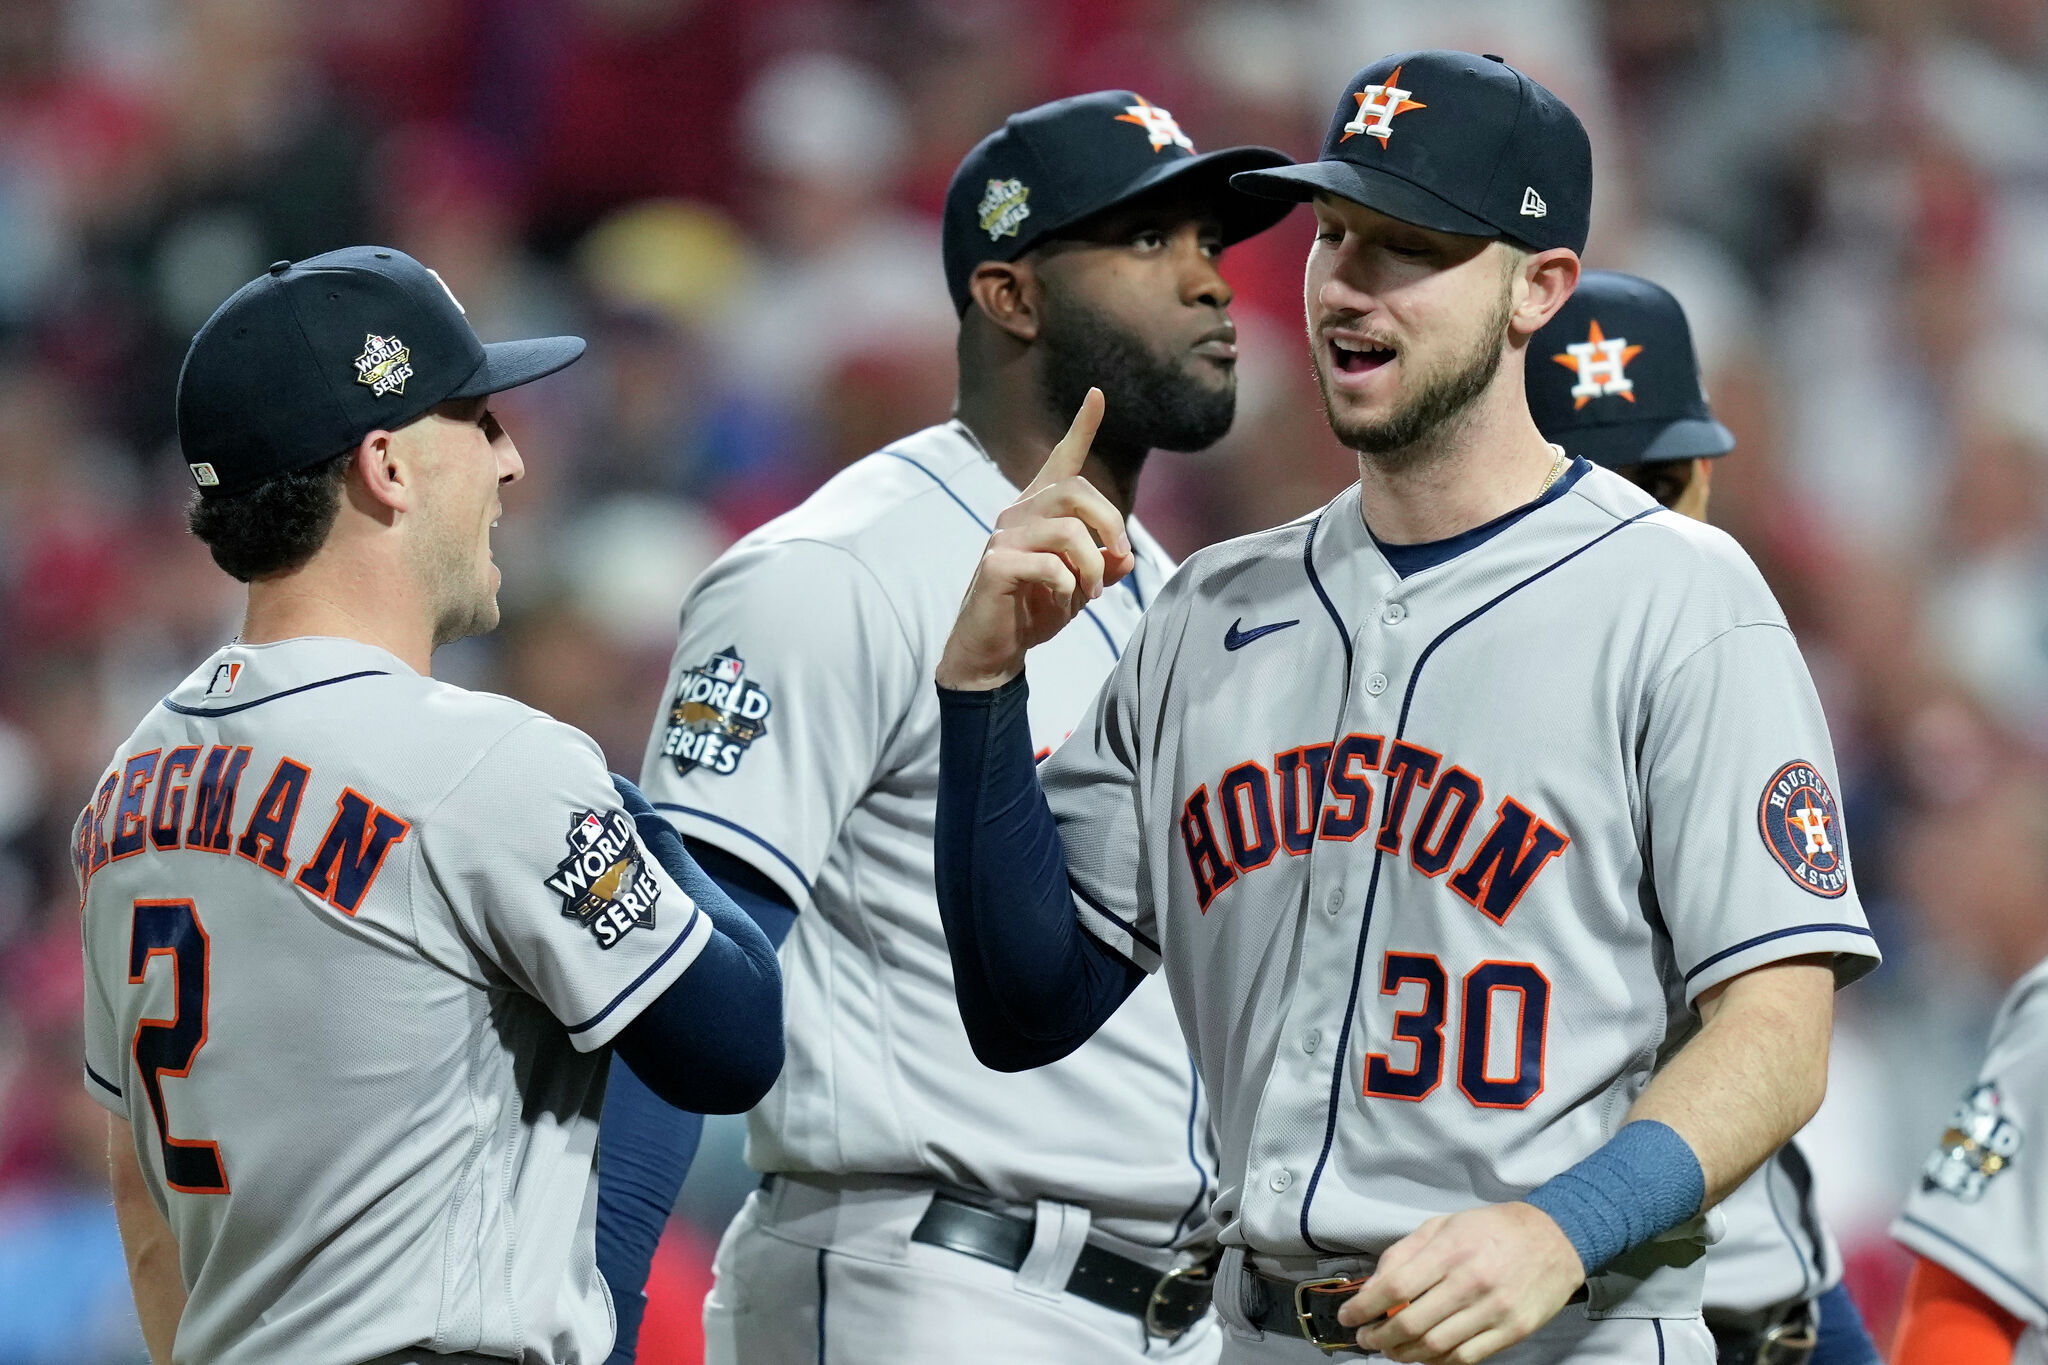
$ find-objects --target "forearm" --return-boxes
[109,1117,183,1364]
[596,1062,704,1365]
[935,674,1140,1069]
[597,846,786,1363]
[1625,957,1835,1206]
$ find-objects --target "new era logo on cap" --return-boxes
[1521,187,1547,218]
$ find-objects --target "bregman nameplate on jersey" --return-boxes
[548,809,660,948]
[662,647,771,777]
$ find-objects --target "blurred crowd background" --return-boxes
[1,0,2045,1358]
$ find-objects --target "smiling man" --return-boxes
[596,94,1292,1363]
[78,247,782,1365]
[929,51,1880,1364]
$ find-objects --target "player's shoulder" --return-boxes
[1565,465,1785,625]
[723,422,1000,571]
[1989,956,2048,1056]
[1152,499,1327,605]
[137,637,599,796]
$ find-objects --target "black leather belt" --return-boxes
[909,1191,1216,1339]
[1708,1297,1818,1365]
[1245,1266,1590,1355]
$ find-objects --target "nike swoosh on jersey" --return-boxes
[1224,617,1300,651]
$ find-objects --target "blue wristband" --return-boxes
[1523,1120,1704,1275]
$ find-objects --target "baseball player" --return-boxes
[1888,956,2048,1364]
[74,246,783,1365]
[594,94,1293,1363]
[929,50,1881,1364]
[1529,271,1881,1365]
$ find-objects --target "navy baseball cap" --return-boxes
[176,246,586,498]
[942,91,1293,314]
[1232,51,1590,254]
[1528,270,1734,468]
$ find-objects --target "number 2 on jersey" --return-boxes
[1363,952,1549,1109]
[129,899,229,1193]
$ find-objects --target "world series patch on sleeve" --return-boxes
[548,808,661,948]
[1920,1081,2023,1203]
[662,647,772,776]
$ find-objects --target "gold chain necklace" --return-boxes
[1537,445,1570,496]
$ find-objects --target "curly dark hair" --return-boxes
[186,449,353,582]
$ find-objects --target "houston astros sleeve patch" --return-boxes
[1757,760,1847,898]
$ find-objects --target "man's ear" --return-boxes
[967,260,1043,343]
[1508,247,1582,338]
[347,428,412,522]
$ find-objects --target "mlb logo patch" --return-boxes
[190,462,220,488]
[205,662,243,697]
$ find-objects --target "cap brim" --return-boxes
[1564,416,1736,469]
[447,335,587,399]
[1111,145,1300,246]
[1231,159,1500,240]
[1032,145,1299,255]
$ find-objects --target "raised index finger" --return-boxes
[1023,387,1104,496]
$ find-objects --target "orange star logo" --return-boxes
[1551,319,1643,409]
[1340,66,1427,148]
[1115,95,1196,153]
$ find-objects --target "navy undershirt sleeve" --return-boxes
[934,673,1142,1071]
[596,811,795,1365]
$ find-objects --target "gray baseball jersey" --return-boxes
[1041,462,1880,1317]
[77,636,715,1365]
[1893,956,2048,1361]
[1701,1139,1842,1314]
[638,421,1214,1247]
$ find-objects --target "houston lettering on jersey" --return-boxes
[1179,734,1569,921]
[76,745,410,916]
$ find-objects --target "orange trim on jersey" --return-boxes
[1363,951,1446,1101]
[1220,760,1280,873]
[1457,960,1551,1110]
[1374,740,1443,856]
[234,755,311,878]
[1409,764,1484,879]
[108,749,162,862]
[1892,1256,2022,1365]
[128,899,229,1196]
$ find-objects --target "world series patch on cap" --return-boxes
[941,91,1294,314]
[176,246,586,498]
[1231,50,1592,255]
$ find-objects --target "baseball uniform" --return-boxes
[1033,461,1880,1361]
[639,421,1218,1361]
[1531,269,1866,1364]
[1892,956,2048,1365]
[77,637,719,1365]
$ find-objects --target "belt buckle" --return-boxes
[1143,1261,1211,1341]
[1757,1309,1818,1365]
[1293,1275,1369,1354]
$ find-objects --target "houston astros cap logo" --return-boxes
[353,334,414,398]
[1552,319,1642,409]
[1340,66,1426,147]
[1757,761,1847,898]
[1114,95,1196,153]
